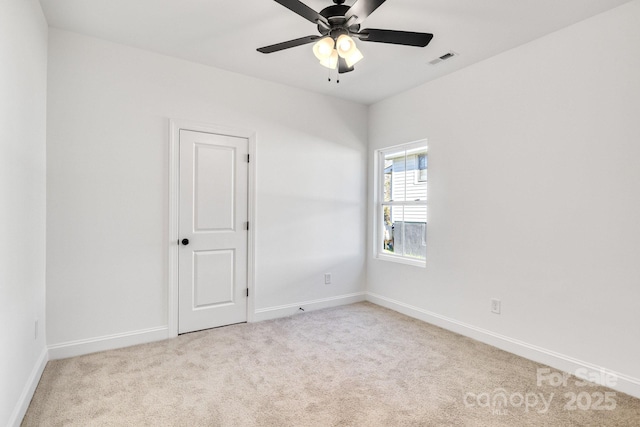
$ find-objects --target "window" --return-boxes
[376,141,427,266]
[417,153,427,182]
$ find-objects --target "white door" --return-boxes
[178,129,248,334]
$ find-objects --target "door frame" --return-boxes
[168,119,256,338]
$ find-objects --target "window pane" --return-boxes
[418,155,427,182]
[384,150,406,202]
[402,205,427,260]
[384,148,427,202]
[383,159,393,202]
[381,205,403,255]
[382,204,426,260]
[408,149,427,200]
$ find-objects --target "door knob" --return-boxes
[181,238,189,245]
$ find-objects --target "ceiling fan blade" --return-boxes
[357,29,434,47]
[338,57,354,74]
[257,35,321,54]
[345,0,387,26]
[272,0,329,26]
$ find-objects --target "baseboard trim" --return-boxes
[366,292,640,399]
[47,293,367,359]
[9,346,48,427]
[253,292,366,322]
[48,326,170,360]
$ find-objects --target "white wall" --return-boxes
[46,29,368,352]
[367,0,640,396]
[0,0,48,425]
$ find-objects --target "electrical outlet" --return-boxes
[324,273,332,285]
[491,299,501,314]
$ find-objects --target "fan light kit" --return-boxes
[258,0,434,80]
[313,34,363,70]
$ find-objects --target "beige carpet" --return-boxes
[23,302,640,426]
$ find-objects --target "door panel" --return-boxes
[193,250,235,308]
[179,129,248,334]
[194,144,235,231]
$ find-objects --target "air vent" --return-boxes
[428,51,458,66]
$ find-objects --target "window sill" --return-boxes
[375,253,426,268]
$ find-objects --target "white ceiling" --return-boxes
[39,0,632,105]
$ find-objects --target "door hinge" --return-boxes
[245,221,249,230]
[246,288,249,297]
[247,154,250,163]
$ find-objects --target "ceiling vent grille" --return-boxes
[428,51,458,66]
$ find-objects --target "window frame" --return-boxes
[374,139,428,268]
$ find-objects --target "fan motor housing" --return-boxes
[317,4,360,36]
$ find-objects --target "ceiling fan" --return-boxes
[257,0,434,74]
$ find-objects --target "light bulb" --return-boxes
[319,44,331,56]
[339,38,352,52]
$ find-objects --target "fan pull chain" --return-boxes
[326,67,339,84]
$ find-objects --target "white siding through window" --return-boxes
[388,153,427,223]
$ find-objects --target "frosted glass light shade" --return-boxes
[336,34,357,58]
[313,37,335,60]
[319,50,339,69]
[345,47,364,67]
